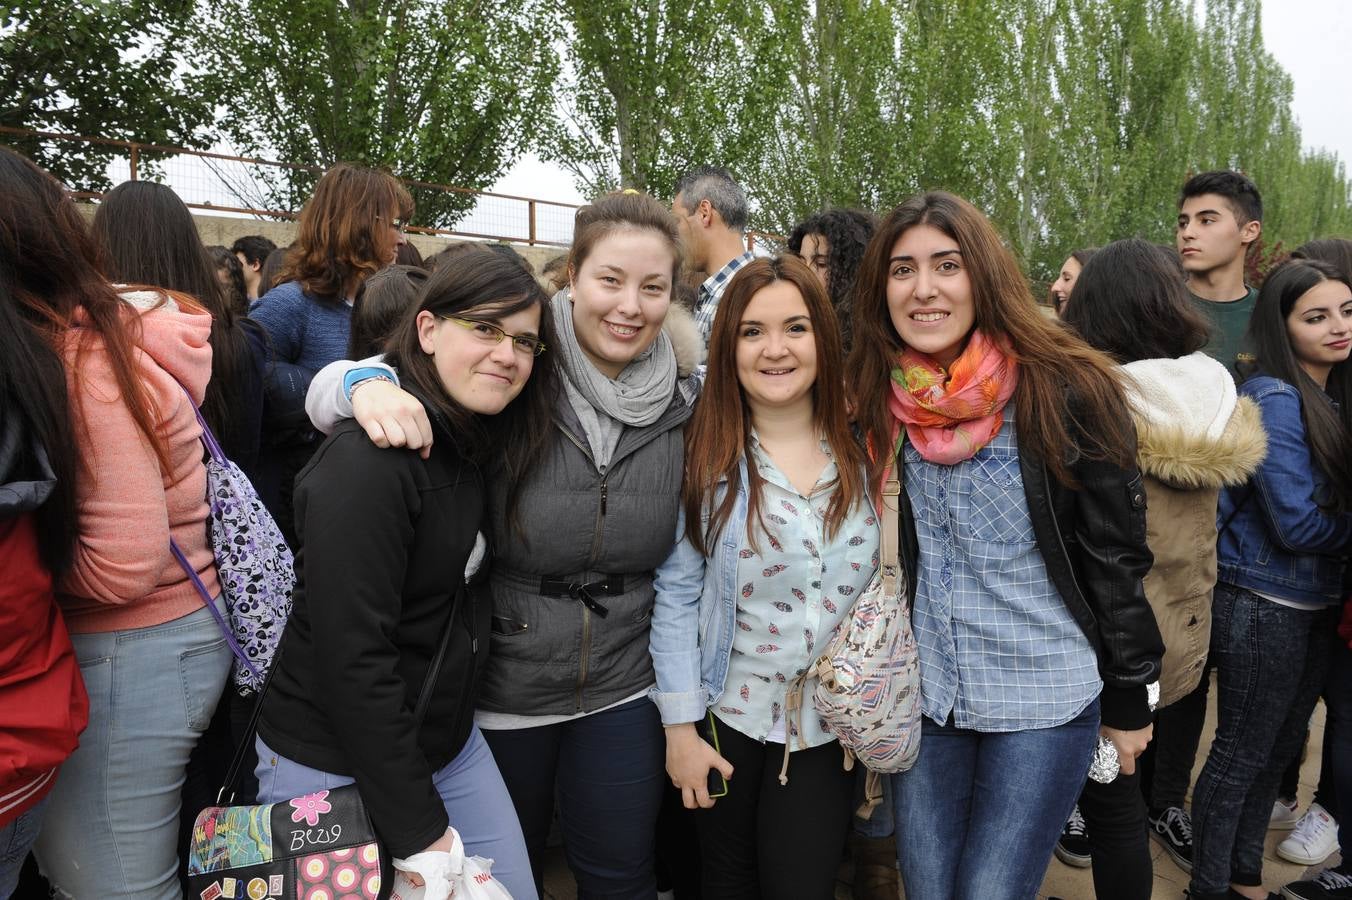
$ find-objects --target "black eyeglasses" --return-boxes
[442,316,547,357]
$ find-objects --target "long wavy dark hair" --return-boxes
[787,208,878,350]
[1246,258,1352,510]
[384,246,558,525]
[847,191,1135,489]
[0,149,173,572]
[683,255,865,556]
[91,181,255,447]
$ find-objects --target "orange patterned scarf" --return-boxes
[887,331,1019,464]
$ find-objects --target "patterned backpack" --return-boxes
[171,389,295,694]
[810,475,922,779]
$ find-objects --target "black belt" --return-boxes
[538,575,627,618]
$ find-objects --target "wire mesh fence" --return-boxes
[0,125,781,251]
[0,126,579,245]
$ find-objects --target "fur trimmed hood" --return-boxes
[663,303,704,377]
[1123,352,1267,490]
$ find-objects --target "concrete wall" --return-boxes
[74,203,565,272]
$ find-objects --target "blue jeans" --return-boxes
[34,601,231,899]
[256,727,536,900]
[1190,584,1337,896]
[481,697,666,900]
[890,698,1100,900]
[0,796,48,900]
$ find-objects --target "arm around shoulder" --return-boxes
[305,353,396,435]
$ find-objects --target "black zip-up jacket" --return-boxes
[896,420,1164,731]
[259,396,489,859]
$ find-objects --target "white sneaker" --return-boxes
[1278,802,1340,865]
[1271,797,1301,831]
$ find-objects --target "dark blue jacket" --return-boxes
[1217,376,1352,605]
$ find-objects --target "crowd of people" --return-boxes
[0,146,1348,900]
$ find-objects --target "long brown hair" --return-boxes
[0,150,173,527]
[847,191,1134,488]
[683,255,866,556]
[279,163,414,301]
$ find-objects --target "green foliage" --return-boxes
[0,0,213,189]
[732,0,1352,284]
[191,0,558,227]
[542,0,765,199]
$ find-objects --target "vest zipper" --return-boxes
[575,606,591,712]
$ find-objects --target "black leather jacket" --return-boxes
[896,423,1164,730]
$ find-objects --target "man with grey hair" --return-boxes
[673,166,755,345]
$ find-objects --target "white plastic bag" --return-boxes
[389,828,513,900]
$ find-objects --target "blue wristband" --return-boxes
[342,366,395,400]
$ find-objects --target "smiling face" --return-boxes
[416,302,540,414]
[1177,193,1258,276]
[1287,278,1352,387]
[569,227,675,378]
[885,224,977,368]
[1050,255,1082,313]
[735,279,819,414]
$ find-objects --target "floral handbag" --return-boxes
[810,475,922,777]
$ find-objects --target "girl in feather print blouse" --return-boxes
[650,255,878,899]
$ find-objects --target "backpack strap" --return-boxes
[170,538,261,681]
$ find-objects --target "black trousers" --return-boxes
[694,717,854,900]
[1080,769,1153,900]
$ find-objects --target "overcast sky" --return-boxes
[490,1,1352,207]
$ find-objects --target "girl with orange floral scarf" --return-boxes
[846,192,1164,900]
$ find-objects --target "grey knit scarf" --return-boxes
[549,289,677,471]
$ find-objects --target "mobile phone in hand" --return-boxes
[694,709,729,798]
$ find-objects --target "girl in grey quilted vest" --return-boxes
[304,192,703,899]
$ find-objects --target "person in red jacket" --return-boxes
[0,246,89,893]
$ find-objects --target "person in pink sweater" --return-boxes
[0,148,231,899]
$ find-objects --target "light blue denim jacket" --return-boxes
[1217,376,1352,605]
[649,460,751,726]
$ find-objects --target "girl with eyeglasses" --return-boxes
[251,247,555,899]
[305,192,705,898]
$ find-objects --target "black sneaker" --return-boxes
[1054,803,1092,868]
[1282,866,1352,900]
[1148,805,1193,873]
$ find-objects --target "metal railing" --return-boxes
[0,125,780,251]
[0,125,580,246]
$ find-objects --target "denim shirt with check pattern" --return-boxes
[904,408,1101,732]
[693,251,755,345]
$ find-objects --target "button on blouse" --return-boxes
[716,434,879,748]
